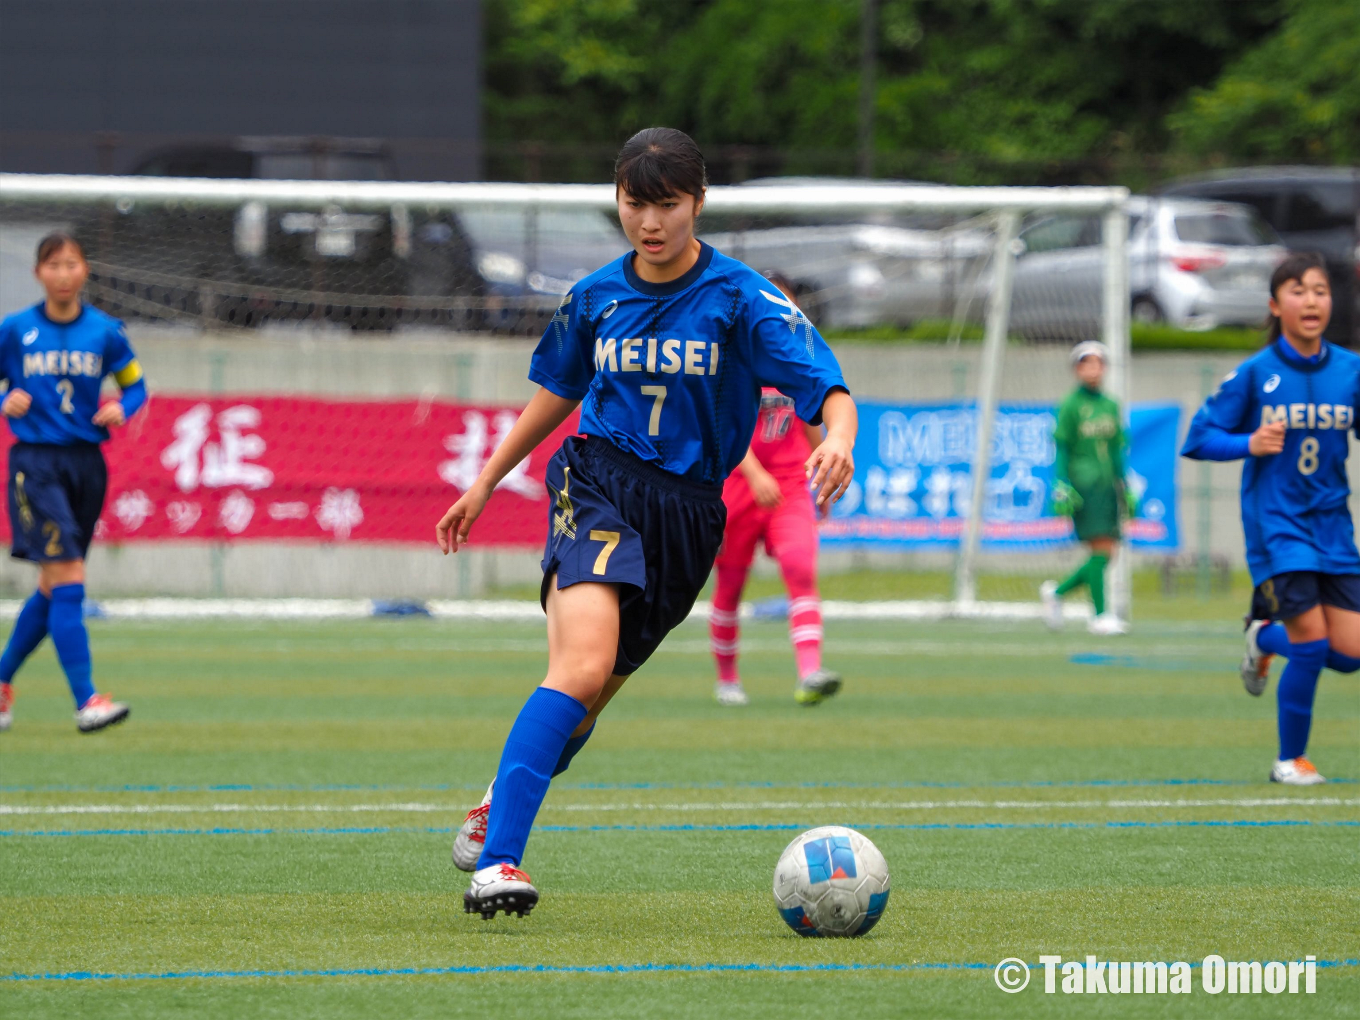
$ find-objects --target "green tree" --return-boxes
[1170,0,1360,162]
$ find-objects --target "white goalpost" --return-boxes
[0,173,1132,618]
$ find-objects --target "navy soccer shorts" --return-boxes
[7,442,107,563]
[540,435,727,676]
[1251,570,1360,622]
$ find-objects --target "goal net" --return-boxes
[0,174,1133,617]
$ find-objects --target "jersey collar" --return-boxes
[1274,337,1329,370]
[622,241,714,297]
[34,301,87,327]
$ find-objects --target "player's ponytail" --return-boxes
[614,128,707,206]
[1266,251,1329,342]
[35,232,86,266]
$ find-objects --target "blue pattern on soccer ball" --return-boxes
[778,904,821,937]
[858,890,891,934]
[803,835,857,884]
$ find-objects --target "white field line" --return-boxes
[0,598,1092,622]
[1,798,1354,816]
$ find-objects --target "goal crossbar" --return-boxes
[1,173,1128,215]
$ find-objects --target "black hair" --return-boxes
[1267,251,1330,341]
[35,232,85,265]
[763,270,796,295]
[613,127,707,205]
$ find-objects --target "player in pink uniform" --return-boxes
[709,274,843,707]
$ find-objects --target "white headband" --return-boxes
[1070,341,1111,367]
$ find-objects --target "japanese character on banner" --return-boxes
[316,487,363,540]
[161,403,274,494]
[438,410,542,499]
[113,490,155,532]
[219,490,256,535]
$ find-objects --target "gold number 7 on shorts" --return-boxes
[588,529,620,574]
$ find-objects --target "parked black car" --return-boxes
[76,137,623,331]
[1159,167,1358,344]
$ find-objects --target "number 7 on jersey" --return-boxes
[640,385,667,436]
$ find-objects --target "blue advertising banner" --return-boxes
[820,401,1180,551]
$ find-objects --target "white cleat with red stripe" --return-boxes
[452,780,493,872]
[464,863,539,919]
[75,693,129,733]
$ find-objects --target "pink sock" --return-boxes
[710,562,747,683]
[789,595,823,678]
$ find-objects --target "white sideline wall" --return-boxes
[0,328,1314,598]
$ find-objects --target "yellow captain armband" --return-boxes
[113,360,143,388]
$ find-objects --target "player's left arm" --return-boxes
[92,323,147,428]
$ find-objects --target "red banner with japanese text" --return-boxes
[0,396,580,547]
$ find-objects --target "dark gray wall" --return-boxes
[0,0,480,179]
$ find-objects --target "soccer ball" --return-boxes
[773,825,890,937]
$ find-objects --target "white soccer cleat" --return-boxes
[1270,757,1326,786]
[0,683,12,732]
[464,862,539,919]
[1039,580,1063,631]
[74,693,129,733]
[1240,619,1274,697]
[1087,613,1128,636]
[714,682,749,706]
[452,780,493,872]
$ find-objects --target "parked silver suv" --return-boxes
[1009,197,1286,341]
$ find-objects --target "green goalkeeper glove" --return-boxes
[1051,481,1083,516]
[1123,484,1140,518]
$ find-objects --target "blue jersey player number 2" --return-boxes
[435,129,859,919]
[0,234,149,735]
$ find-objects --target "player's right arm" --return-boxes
[436,387,579,554]
[1181,365,1276,461]
[0,321,29,418]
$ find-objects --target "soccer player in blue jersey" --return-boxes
[436,128,857,917]
[0,234,148,734]
[1182,252,1360,785]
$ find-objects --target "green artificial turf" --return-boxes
[1,614,1357,1018]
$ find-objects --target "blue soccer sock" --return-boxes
[0,590,50,684]
[1256,622,1291,658]
[1276,638,1327,761]
[552,722,595,777]
[48,584,95,710]
[479,687,588,868]
[1326,649,1360,674]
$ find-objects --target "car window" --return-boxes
[1282,184,1355,232]
[1174,211,1278,246]
[1202,190,1279,227]
[255,153,390,180]
[456,208,622,249]
[1021,215,1098,253]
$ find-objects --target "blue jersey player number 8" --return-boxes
[435,128,858,919]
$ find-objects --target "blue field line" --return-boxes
[1069,652,1231,671]
[3,777,1353,794]
[3,819,1356,839]
[5,958,1358,984]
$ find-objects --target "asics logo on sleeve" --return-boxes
[1263,374,1281,393]
[1260,403,1354,430]
[21,329,38,345]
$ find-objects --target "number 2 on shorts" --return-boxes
[589,529,620,574]
[641,385,667,436]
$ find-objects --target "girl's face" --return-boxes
[35,243,89,304]
[617,187,703,270]
[1269,267,1332,344]
[1075,354,1105,388]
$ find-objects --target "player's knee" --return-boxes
[1291,636,1330,669]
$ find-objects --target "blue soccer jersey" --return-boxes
[528,242,847,485]
[1181,339,1360,583]
[0,303,142,446]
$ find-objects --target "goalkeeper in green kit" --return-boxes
[1041,341,1136,635]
